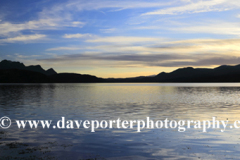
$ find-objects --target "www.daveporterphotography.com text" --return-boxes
[1,116,239,133]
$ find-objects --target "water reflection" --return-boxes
[0,83,240,159]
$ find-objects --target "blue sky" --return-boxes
[0,0,240,78]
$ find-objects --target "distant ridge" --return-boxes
[0,60,57,75]
[1,59,240,83]
[0,60,102,83]
[106,64,240,82]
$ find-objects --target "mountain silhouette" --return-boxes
[49,73,104,83]
[0,60,102,83]
[1,59,240,83]
[0,60,57,75]
[105,65,240,82]
[46,68,57,75]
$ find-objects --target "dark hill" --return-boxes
[46,68,57,75]
[151,65,240,82]
[49,73,104,83]
[1,59,240,83]
[0,60,57,75]
[0,60,103,83]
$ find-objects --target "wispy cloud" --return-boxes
[7,53,41,59]
[0,1,86,36]
[0,34,46,43]
[134,20,240,36]
[142,0,237,15]
[47,47,83,51]
[100,28,117,33]
[0,17,85,36]
[66,0,171,11]
[37,51,240,68]
[170,21,240,36]
[0,0,171,36]
[40,38,240,68]
[152,56,240,67]
[63,33,94,38]
[86,36,163,44]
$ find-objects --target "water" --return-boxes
[1,83,240,159]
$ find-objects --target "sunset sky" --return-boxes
[0,0,240,78]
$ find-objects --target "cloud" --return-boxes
[67,0,171,11]
[84,38,240,54]
[136,20,240,36]
[39,38,240,68]
[0,34,46,43]
[71,21,85,27]
[100,28,116,33]
[0,22,25,36]
[0,0,172,36]
[37,52,188,68]
[0,18,85,37]
[7,53,41,59]
[46,47,83,51]
[170,22,240,36]
[0,2,86,36]
[63,33,94,38]
[37,51,240,68]
[142,0,235,15]
[168,38,240,45]
[152,56,240,67]
[86,36,163,44]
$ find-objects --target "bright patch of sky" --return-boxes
[1,0,240,78]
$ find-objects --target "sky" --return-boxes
[0,0,240,78]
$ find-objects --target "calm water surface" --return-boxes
[1,83,240,159]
